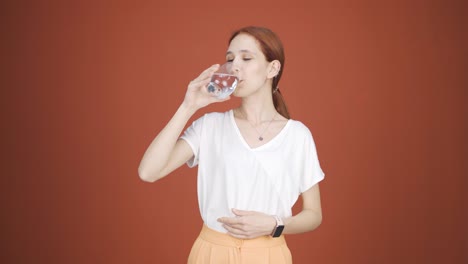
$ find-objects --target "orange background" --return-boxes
[2,1,467,263]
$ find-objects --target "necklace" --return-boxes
[238,109,278,141]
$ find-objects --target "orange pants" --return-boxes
[188,225,293,264]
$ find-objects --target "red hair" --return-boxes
[229,26,290,119]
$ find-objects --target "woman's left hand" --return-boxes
[217,209,277,239]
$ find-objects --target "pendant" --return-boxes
[259,137,263,141]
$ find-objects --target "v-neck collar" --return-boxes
[229,109,291,151]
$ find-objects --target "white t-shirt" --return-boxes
[180,110,325,233]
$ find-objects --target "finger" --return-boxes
[217,216,242,225]
[189,74,212,87]
[232,208,254,216]
[223,224,246,235]
[219,217,246,231]
[222,222,245,230]
[226,227,258,240]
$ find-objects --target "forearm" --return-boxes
[283,209,322,235]
[138,103,196,182]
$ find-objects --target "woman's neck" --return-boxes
[236,95,277,125]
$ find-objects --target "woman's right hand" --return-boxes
[182,64,230,111]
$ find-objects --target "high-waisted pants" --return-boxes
[188,225,292,264]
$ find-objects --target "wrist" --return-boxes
[270,215,285,237]
[179,101,198,116]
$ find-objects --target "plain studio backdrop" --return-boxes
[1,1,467,263]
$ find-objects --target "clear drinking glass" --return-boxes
[207,63,238,99]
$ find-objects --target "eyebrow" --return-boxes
[226,49,255,55]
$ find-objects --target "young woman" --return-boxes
[138,26,325,264]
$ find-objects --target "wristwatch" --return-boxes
[271,215,284,237]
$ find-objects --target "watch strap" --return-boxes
[271,215,284,237]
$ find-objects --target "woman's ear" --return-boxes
[267,60,281,79]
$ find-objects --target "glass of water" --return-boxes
[207,63,238,99]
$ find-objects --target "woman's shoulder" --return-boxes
[287,119,312,133]
[285,119,318,142]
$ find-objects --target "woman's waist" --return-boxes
[197,224,286,248]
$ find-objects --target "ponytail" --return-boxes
[272,67,289,119]
[273,89,290,119]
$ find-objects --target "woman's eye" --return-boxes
[243,58,251,61]
[226,59,233,62]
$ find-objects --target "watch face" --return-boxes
[273,225,284,237]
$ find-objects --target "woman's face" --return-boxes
[226,34,275,97]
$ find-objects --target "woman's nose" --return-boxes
[231,60,240,73]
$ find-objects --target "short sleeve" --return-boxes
[298,125,325,193]
[180,115,205,168]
